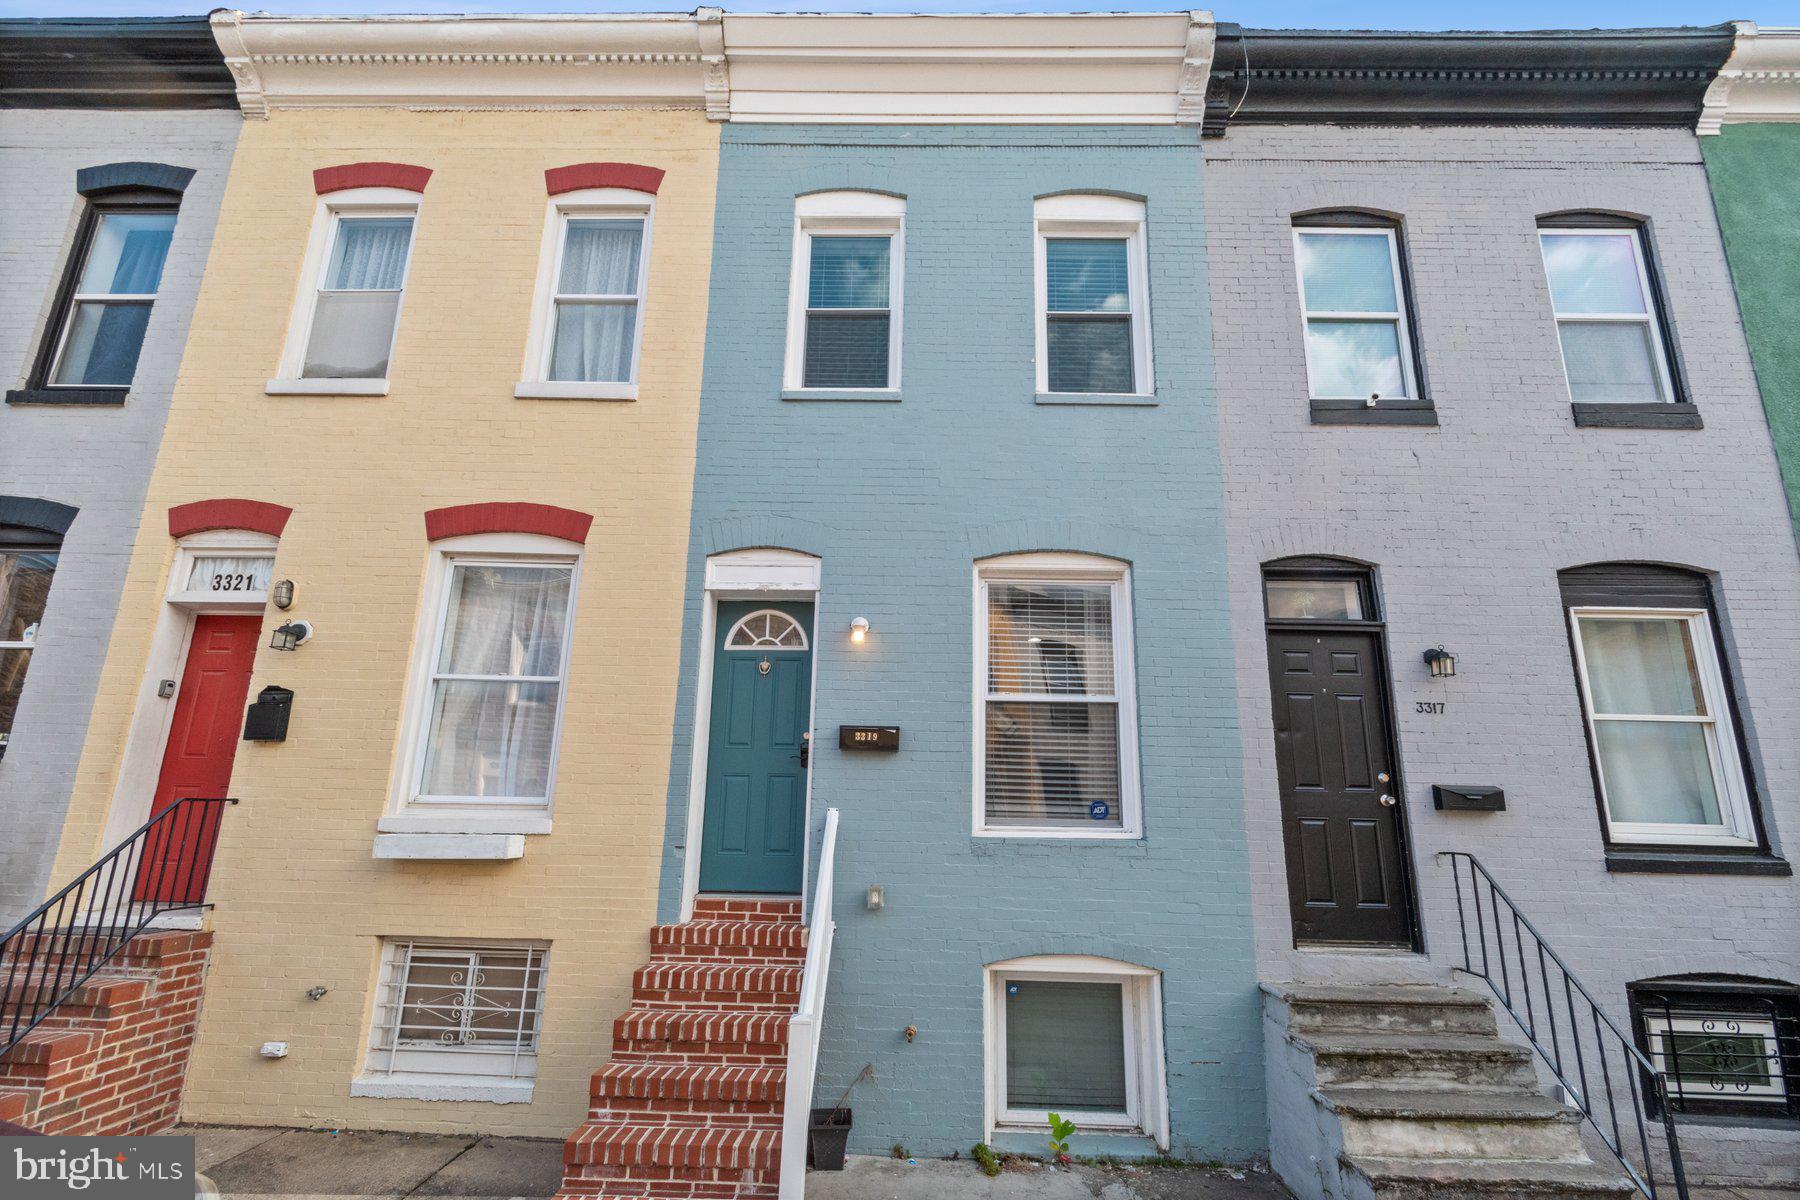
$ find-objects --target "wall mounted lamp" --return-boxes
[850,617,870,645]
[1423,646,1456,678]
[271,579,296,610]
[270,620,314,652]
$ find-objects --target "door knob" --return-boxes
[1379,793,1398,807]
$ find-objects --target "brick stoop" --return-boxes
[557,898,803,1200]
[0,930,213,1136]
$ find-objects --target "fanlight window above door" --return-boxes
[726,609,808,650]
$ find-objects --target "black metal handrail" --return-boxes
[1,797,236,1058]
[1439,852,1688,1200]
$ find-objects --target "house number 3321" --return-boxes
[1415,701,1445,715]
[211,573,257,592]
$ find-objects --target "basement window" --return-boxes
[353,940,547,1103]
[1630,977,1799,1123]
[985,955,1167,1148]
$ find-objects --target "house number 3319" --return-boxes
[1415,701,1445,715]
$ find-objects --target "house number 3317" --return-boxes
[1415,701,1445,715]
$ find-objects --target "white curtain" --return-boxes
[328,218,413,290]
[421,565,571,801]
[550,220,641,382]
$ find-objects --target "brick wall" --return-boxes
[1205,124,1800,1184]
[0,930,213,1136]
[657,124,1263,1163]
[0,111,241,925]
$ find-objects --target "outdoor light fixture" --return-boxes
[1423,646,1456,678]
[272,579,295,610]
[866,885,885,911]
[269,620,313,652]
[850,617,870,645]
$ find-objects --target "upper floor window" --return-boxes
[784,192,904,394]
[0,527,60,761]
[1560,565,1759,850]
[1538,218,1678,406]
[271,188,418,392]
[518,187,654,401]
[1035,195,1151,397]
[1292,217,1418,403]
[975,553,1140,838]
[397,538,578,811]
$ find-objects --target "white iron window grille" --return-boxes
[1646,1010,1787,1105]
[368,942,546,1080]
[725,609,809,650]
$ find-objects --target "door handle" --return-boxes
[1379,793,1398,807]
[794,743,810,768]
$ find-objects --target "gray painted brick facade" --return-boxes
[0,108,240,923]
[1206,124,1800,1183]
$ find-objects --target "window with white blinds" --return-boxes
[784,191,904,393]
[976,556,1139,836]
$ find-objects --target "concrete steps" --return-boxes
[1263,982,1637,1200]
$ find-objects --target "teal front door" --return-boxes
[699,601,814,894]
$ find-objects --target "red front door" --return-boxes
[134,614,259,903]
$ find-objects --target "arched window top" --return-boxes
[726,609,809,651]
[76,161,195,199]
[1034,192,1145,224]
[794,189,906,220]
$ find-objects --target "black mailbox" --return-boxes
[1433,784,1505,812]
[243,686,294,742]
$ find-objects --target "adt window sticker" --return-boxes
[3,1136,194,1200]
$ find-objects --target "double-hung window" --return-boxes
[355,939,547,1102]
[975,554,1139,837]
[0,530,60,761]
[785,192,904,394]
[46,210,176,390]
[406,553,577,809]
[272,190,419,392]
[518,188,654,400]
[1561,565,1759,849]
[1292,220,1419,403]
[1538,219,1679,406]
[1035,195,1151,398]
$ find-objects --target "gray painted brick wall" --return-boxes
[0,108,240,923]
[1206,124,1800,1183]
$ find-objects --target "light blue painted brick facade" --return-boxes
[657,124,1264,1162]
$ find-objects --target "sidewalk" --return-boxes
[806,1155,1292,1199]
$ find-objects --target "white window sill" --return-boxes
[372,833,524,861]
[514,381,637,401]
[974,826,1142,841]
[266,378,389,396]
[780,388,902,403]
[1033,391,1158,407]
[377,812,553,836]
[351,1073,534,1104]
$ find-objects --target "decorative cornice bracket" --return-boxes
[210,10,268,120]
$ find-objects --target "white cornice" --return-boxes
[1699,21,1800,134]
[209,8,726,118]
[721,11,1215,125]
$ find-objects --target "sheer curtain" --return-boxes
[1581,616,1722,827]
[421,565,571,801]
[305,217,413,378]
[551,219,642,382]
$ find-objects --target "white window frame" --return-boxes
[45,208,177,390]
[972,552,1141,840]
[1568,605,1757,848]
[1646,1010,1787,1105]
[268,187,420,396]
[1290,225,1418,401]
[353,938,547,1104]
[516,187,655,401]
[783,191,905,395]
[1033,194,1153,398]
[388,533,581,821]
[1538,225,1678,406]
[983,955,1168,1149]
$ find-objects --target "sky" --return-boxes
[1,0,1787,27]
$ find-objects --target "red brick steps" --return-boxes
[555,898,804,1200]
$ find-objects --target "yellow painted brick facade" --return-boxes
[49,108,719,1136]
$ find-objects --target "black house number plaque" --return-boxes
[839,725,900,752]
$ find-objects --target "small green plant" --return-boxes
[971,1142,1002,1178]
[1047,1112,1078,1164]
[890,1143,908,1160]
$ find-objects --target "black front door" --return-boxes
[1267,627,1413,946]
